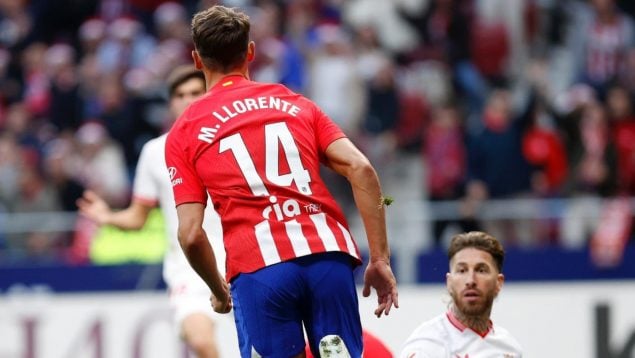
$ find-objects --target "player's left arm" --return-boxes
[324,137,398,317]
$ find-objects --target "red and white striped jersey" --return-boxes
[165,75,361,281]
[584,18,630,83]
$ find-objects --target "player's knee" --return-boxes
[318,335,351,358]
[185,331,217,357]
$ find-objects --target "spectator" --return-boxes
[465,89,534,199]
[0,0,34,49]
[360,58,400,172]
[78,17,108,57]
[555,100,618,248]
[569,0,635,97]
[521,59,569,197]
[606,83,635,194]
[309,24,365,138]
[0,132,20,210]
[465,88,534,245]
[4,102,41,154]
[423,102,478,246]
[396,0,473,66]
[238,4,307,93]
[72,121,129,207]
[46,43,83,132]
[8,148,62,261]
[90,75,140,172]
[153,2,190,44]
[95,16,156,74]
[21,42,50,118]
[520,72,569,244]
[43,137,85,212]
[558,101,617,197]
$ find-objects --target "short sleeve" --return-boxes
[399,340,437,358]
[398,327,446,358]
[165,125,207,206]
[312,105,346,152]
[132,140,159,205]
[398,349,431,358]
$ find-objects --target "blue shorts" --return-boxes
[230,252,363,357]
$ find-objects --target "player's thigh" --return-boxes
[169,272,215,335]
[181,313,216,349]
[231,262,307,358]
[304,252,363,357]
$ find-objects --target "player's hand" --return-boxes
[210,281,232,314]
[76,190,111,225]
[362,258,399,318]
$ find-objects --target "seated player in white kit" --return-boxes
[399,231,523,358]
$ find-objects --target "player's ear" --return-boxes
[246,41,255,63]
[192,50,203,70]
[495,273,504,293]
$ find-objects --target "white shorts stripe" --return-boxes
[337,222,358,259]
[254,220,281,265]
[309,213,340,251]
[285,219,312,257]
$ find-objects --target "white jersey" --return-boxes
[399,312,523,358]
[133,133,225,288]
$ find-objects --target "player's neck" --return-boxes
[203,66,250,90]
[450,305,491,334]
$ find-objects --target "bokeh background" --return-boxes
[1,0,634,357]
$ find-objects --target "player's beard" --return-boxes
[450,287,496,317]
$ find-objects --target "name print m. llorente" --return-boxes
[212,96,302,123]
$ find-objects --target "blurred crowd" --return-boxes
[0,0,634,264]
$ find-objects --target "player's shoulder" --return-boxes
[166,107,199,144]
[400,314,448,358]
[492,323,524,351]
[140,134,167,156]
[145,133,167,148]
[254,81,311,102]
[406,313,448,341]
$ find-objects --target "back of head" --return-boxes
[166,64,205,98]
[191,5,251,73]
[447,231,505,272]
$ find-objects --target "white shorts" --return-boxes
[167,268,241,357]
[167,267,216,329]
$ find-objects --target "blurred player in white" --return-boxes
[77,65,238,358]
[399,231,523,358]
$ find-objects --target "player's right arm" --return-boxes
[165,118,230,313]
[77,190,153,229]
[176,202,231,313]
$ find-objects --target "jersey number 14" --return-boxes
[219,122,313,196]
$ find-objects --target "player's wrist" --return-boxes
[100,212,114,226]
[369,256,391,265]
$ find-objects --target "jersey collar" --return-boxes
[210,74,248,93]
[446,310,493,338]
